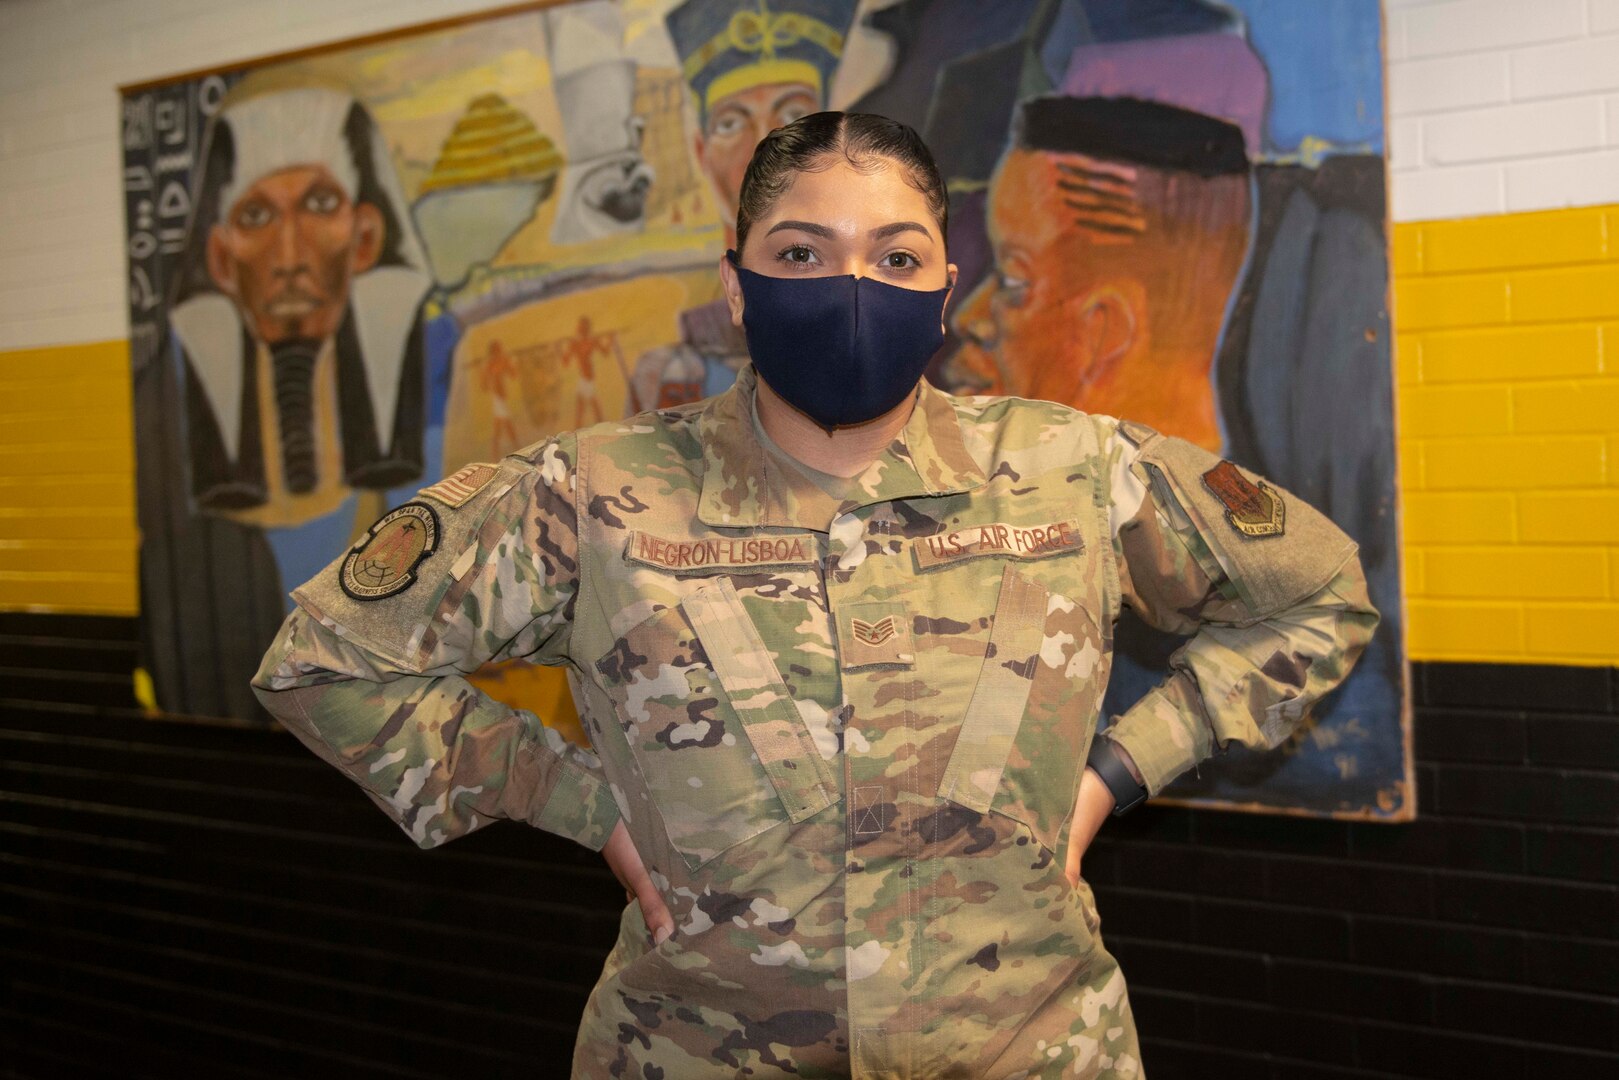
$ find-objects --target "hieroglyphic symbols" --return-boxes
[129,266,158,313]
[197,75,227,118]
[122,97,153,151]
[155,97,187,148]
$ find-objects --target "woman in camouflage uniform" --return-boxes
[253,113,1377,1078]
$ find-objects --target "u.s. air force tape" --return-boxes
[912,519,1083,570]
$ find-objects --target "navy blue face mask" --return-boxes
[726,249,950,429]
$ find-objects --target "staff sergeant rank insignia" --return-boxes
[1201,460,1285,538]
[340,502,441,600]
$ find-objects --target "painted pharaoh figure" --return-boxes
[140,76,434,718]
[628,0,858,413]
[166,79,433,531]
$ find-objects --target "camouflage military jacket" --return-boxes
[253,365,1376,1079]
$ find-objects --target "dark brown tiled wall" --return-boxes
[2,615,1614,1078]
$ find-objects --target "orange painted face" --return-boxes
[695,81,819,227]
[950,148,1139,406]
[207,164,382,344]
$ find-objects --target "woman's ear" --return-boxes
[719,251,744,326]
[940,261,959,333]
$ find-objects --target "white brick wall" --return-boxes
[0,0,518,352]
[1388,0,1619,220]
[1,0,1616,350]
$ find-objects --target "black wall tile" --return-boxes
[1422,663,1613,714]
[1352,916,1525,983]
[1348,816,1525,875]
[1270,958,1436,1024]
[1530,716,1619,770]
[1197,1000,1358,1065]
[1267,857,1435,919]
[1435,870,1617,939]
[1416,709,1527,764]
[1431,764,1618,827]
[1523,934,1619,996]
[1527,826,1619,883]
[1196,897,1353,962]
[1433,981,1617,1051]
[1355,1021,1529,1079]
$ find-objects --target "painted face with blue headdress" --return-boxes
[666,0,858,243]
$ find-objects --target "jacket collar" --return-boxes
[696,364,987,531]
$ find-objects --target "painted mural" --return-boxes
[122,0,1406,817]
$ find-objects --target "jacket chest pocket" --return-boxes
[593,577,838,869]
[937,563,1109,855]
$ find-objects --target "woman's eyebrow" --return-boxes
[870,220,932,242]
[764,220,934,241]
[765,219,836,239]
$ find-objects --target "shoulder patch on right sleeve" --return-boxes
[1138,436,1355,620]
[291,460,537,672]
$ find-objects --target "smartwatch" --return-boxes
[1086,736,1149,817]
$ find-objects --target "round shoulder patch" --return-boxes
[340,502,441,601]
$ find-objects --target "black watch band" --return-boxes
[1087,736,1149,816]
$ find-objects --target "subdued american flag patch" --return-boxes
[420,463,499,508]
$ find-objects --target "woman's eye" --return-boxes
[776,245,817,265]
[884,251,921,270]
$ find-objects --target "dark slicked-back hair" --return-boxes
[734,111,949,256]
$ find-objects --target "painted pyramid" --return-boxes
[420,93,561,194]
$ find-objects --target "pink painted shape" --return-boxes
[1059,32,1268,158]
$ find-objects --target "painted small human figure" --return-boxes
[479,339,520,458]
[561,315,610,428]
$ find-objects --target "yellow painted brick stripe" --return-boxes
[1513,381,1619,434]
[1406,601,1524,657]
[1401,494,1516,545]
[0,509,138,542]
[0,340,137,614]
[1418,324,1606,384]
[0,571,138,613]
[1423,547,1608,600]
[1398,385,1511,438]
[1517,493,1619,544]
[1397,202,1619,666]
[1526,605,1619,661]
[1422,437,1606,491]
[1418,206,1612,274]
